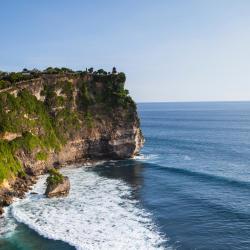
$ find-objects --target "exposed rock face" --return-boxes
[10,73,144,175]
[0,195,13,206]
[45,176,70,198]
[0,132,22,141]
[0,71,144,211]
[0,175,37,213]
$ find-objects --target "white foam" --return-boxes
[0,207,17,237]
[11,167,168,249]
[184,155,191,161]
[133,154,159,161]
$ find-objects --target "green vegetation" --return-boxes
[85,111,93,128]
[35,151,48,161]
[0,67,127,91]
[0,90,61,150]
[0,67,137,184]
[10,132,42,153]
[45,67,74,74]
[61,81,73,100]
[53,109,80,142]
[0,80,10,89]
[101,79,133,108]
[77,81,91,109]
[0,90,61,182]
[43,81,73,109]
[0,72,39,88]
[0,141,23,182]
[46,168,64,186]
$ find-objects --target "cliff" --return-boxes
[0,68,144,211]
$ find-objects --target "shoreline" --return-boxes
[0,153,141,216]
[0,160,166,250]
[0,158,104,216]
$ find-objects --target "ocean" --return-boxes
[0,102,250,249]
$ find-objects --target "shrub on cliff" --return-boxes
[46,168,64,186]
[88,68,94,73]
[0,80,10,89]
[116,72,126,83]
[1,72,36,84]
[60,67,73,73]
[44,67,57,74]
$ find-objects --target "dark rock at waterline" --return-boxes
[0,175,38,215]
[0,195,13,207]
[45,176,70,198]
[0,207,4,215]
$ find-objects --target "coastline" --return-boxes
[0,161,165,250]
[0,70,144,215]
[0,159,105,216]
[0,69,146,248]
[0,160,103,238]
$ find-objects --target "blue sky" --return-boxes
[1,0,250,102]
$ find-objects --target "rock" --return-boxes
[1,196,13,206]
[0,72,144,201]
[19,193,25,199]
[0,132,22,141]
[0,207,4,215]
[45,176,70,198]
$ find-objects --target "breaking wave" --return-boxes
[0,208,17,237]
[133,154,159,161]
[11,167,167,250]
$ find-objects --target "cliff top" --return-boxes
[0,67,125,90]
[0,66,142,184]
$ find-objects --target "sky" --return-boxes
[1,0,250,102]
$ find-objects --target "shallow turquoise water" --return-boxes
[0,223,74,250]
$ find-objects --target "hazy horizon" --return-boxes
[1,0,250,102]
[137,100,250,103]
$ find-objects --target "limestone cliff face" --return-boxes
[0,72,144,177]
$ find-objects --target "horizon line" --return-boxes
[136,100,250,104]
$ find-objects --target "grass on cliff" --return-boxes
[53,109,80,142]
[0,82,80,183]
[0,69,138,184]
[0,131,53,182]
[0,90,61,149]
[35,151,48,161]
[0,141,23,182]
[0,90,62,183]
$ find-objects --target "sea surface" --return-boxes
[0,102,250,249]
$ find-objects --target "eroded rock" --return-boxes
[0,207,4,215]
[45,176,70,198]
[0,195,13,207]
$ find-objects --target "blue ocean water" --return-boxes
[136,102,250,249]
[0,102,250,249]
